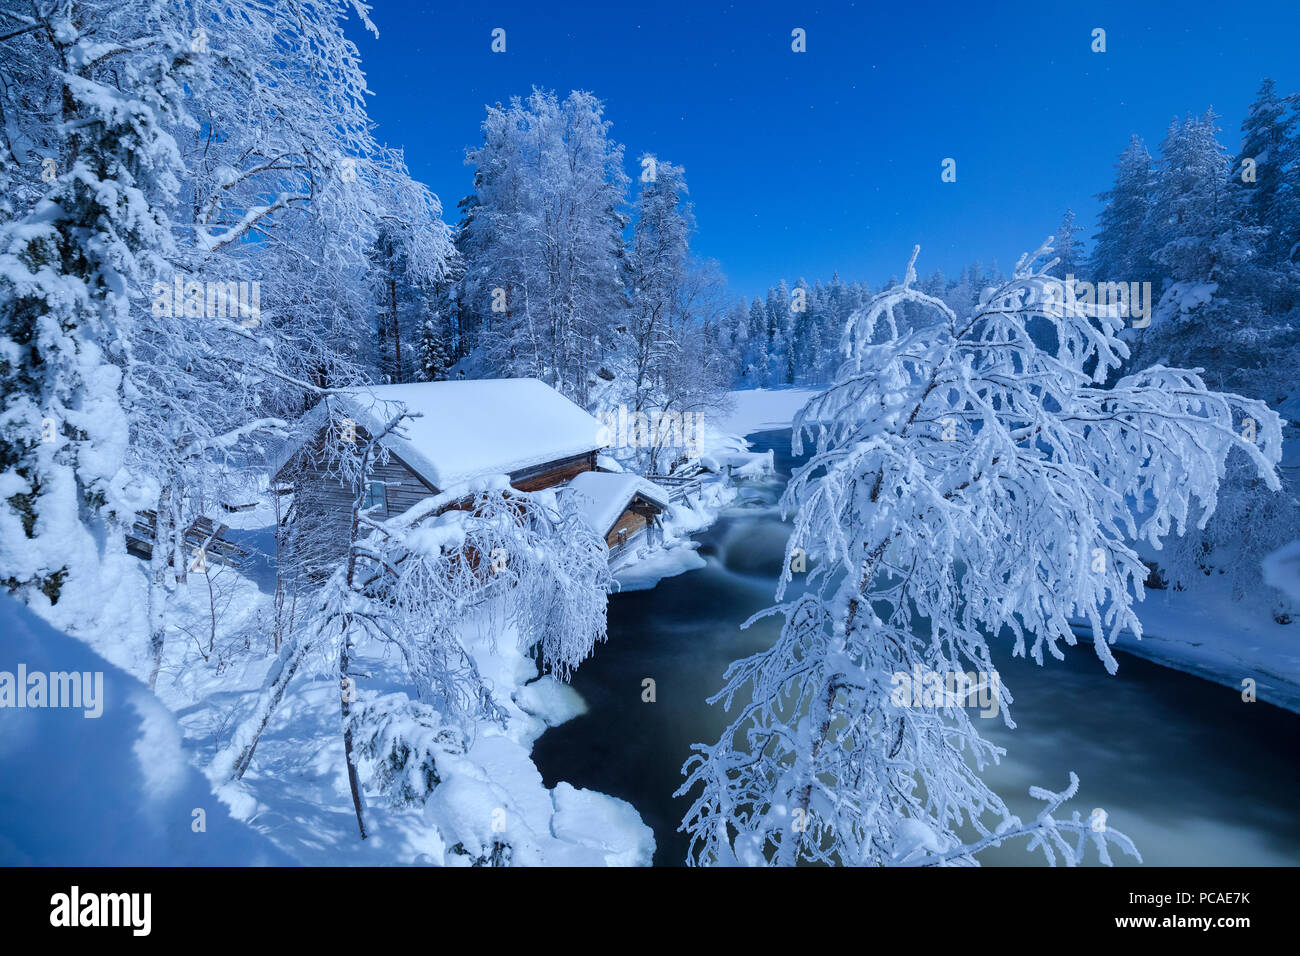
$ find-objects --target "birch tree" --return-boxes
[459,89,629,407]
[679,240,1283,866]
[621,159,730,471]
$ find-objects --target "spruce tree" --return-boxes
[416,317,451,382]
[1091,135,1156,281]
[0,7,188,606]
[1235,78,1300,311]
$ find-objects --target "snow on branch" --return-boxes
[679,240,1284,866]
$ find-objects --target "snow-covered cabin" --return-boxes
[564,471,671,556]
[272,378,670,557]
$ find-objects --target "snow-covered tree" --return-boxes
[0,0,456,691]
[720,273,875,387]
[1150,110,1261,286]
[458,89,629,408]
[161,0,451,397]
[1054,209,1085,279]
[368,214,452,383]
[312,465,612,835]
[767,279,791,383]
[747,298,770,385]
[623,157,692,436]
[678,240,1282,866]
[0,0,191,618]
[1234,78,1300,313]
[617,159,730,471]
[717,299,751,374]
[416,316,452,382]
[1091,135,1156,282]
[1093,96,1300,618]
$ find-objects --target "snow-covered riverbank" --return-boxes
[0,542,657,865]
[711,388,1300,715]
[1080,581,1300,714]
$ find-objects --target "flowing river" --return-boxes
[532,430,1300,866]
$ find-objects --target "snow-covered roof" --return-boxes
[564,471,671,537]
[275,379,609,491]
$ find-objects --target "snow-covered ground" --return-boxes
[1,530,655,865]
[704,386,825,439]
[194,585,655,865]
[0,595,294,864]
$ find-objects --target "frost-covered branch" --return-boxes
[679,240,1283,866]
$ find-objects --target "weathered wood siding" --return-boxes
[606,495,665,551]
[372,452,437,515]
[509,452,597,492]
[606,510,648,549]
[280,435,436,521]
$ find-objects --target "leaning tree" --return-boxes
[679,241,1282,866]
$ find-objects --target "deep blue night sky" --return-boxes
[343,0,1300,298]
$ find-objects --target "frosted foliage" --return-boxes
[459,89,628,408]
[308,463,611,718]
[678,241,1282,866]
[353,693,463,808]
[352,479,611,686]
[0,0,452,694]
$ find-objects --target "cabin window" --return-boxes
[362,481,387,514]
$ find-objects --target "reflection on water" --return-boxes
[531,430,1300,866]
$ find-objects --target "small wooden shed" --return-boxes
[563,471,671,556]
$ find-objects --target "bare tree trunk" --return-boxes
[146,484,174,691]
[776,673,840,867]
[340,617,367,839]
[271,490,285,653]
[216,632,309,781]
[335,434,385,839]
[390,277,402,382]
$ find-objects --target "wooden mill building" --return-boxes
[271,378,670,559]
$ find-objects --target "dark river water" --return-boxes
[532,430,1300,866]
